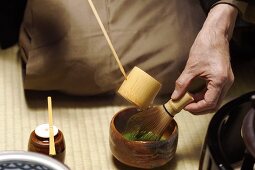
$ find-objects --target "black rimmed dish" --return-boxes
[199,91,255,170]
[0,151,69,170]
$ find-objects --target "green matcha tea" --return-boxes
[123,131,166,141]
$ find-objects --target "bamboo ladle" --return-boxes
[88,0,161,109]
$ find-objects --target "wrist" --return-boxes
[203,4,238,40]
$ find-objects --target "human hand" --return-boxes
[171,4,238,114]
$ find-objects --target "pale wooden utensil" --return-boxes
[88,0,161,109]
[117,66,161,109]
[87,0,126,78]
[124,92,194,141]
[47,96,56,156]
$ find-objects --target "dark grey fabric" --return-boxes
[199,0,252,13]
[199,0,255,59]
[0,0,27,49]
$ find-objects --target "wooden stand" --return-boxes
[117,67,162,109]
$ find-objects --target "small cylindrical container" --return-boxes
[28,124,66,163]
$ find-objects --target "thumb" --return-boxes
[171,69,194,100]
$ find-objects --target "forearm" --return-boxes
[202,4,238,40]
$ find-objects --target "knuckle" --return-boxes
[229,73,235,84]
[207,100,217,110]
[214,74,229,87]
[214,67,235,86]
[175,80,185,89]
[218,74,228,83]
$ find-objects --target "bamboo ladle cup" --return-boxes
[117,67,161,109]
[88,0,162,109]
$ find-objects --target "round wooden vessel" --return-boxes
[28,124,66,163]
[109,107,178,169]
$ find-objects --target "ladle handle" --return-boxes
[164,92,194,116]
[87,0,127,78]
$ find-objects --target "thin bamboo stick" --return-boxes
[48,96,56,156]
[88,0,127,79]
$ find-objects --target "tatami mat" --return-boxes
[0,46,254,170]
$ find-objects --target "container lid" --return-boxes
[35,124,59,138]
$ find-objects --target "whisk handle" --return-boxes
[164,92,194,116]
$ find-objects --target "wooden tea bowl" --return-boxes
[109,107,178,169]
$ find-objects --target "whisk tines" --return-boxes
[124,106,171,141]
[124,92,194,141]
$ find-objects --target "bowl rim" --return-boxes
[110,106,178,144]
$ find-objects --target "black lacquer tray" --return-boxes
[199,91,255,170]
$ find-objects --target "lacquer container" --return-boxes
[28,124,66,163]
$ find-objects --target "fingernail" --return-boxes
[171,90,178,99]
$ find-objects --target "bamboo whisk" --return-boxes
[124,92,194,141]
